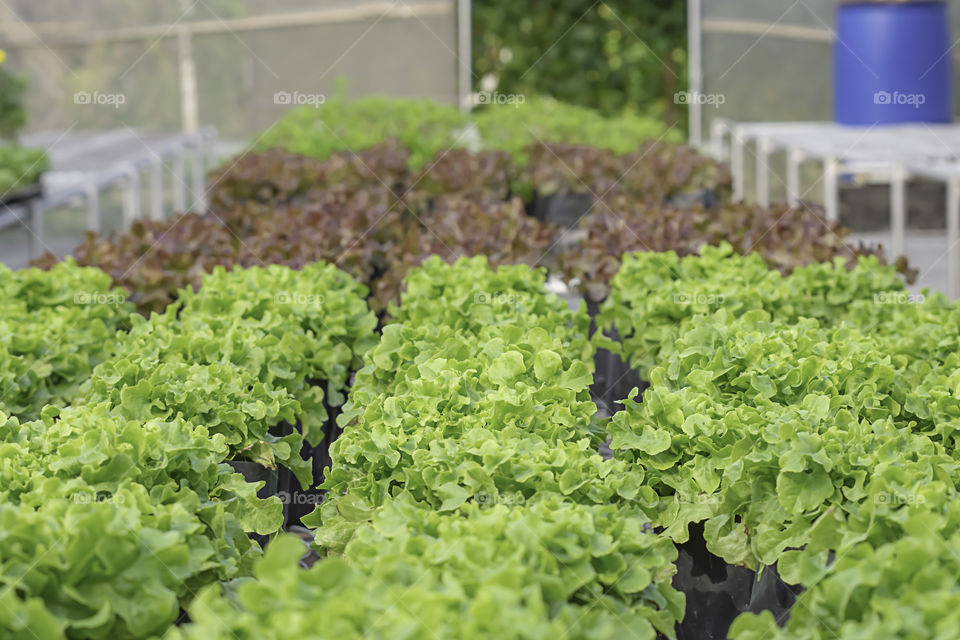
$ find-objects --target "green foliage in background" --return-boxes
[0,65,47,194]
[0,67,27,140]
[473,96,682,163]
[256,96,470,170]
[473,0,687,127]
[0,145,48,194]
[259,95,677,170]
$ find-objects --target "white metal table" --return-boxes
[711,119,960,293]
[1,127,217,260]
[898,160,960,298]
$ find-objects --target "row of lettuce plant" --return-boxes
[596,243,907,379]
[168,256,685,640]
[599,245,960,637]
[562,203,910,304]
[81,262,377,483]
[41,142,898,319]
[0,261,376,639]
[731,289,960,638]
[254,95,681,170]
[0,403,274,639]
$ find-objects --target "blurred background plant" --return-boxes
[472,0,687,129]
[0,48,28,142]
[0,47,48,193]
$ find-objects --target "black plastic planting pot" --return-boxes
[585,298,648,414]
[667,187,720,210]
[226,460,278,548]
[748,563,803,624]
[530,192,592,229]
[276,399,343,528]
[226,460,279,499]
[672,524,805,639]
[673,522,755,640]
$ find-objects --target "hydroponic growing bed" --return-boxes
[3,97,950,640]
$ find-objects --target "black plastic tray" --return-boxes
[529,192,592,229]
[0,182,43,208]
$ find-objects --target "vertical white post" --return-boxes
[756,137,771,207]
[178,0,199,133]
[823,157,839,222]
[732,126,746,202]
[687,0,703,147]
[890,165,906,258]
[787,148,802,206]
[948,177,959,299]
[457,0,472,112]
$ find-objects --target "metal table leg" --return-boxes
[756,137,771,207]
[122,166,142,229]
[787,148,803,206]
[732,127,746,202]
[28,200,45,260]
[890,165,907,258]
[84,183,101,232]
[149,158,165,221]
[172,148,187,213]
[710,119,728,161]
[190,143,205,213]
[823,157,839,222]
[949,177,960,299]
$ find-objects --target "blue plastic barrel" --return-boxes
[834,1,953,124]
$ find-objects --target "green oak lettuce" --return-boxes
[0,260,133,420]
[0,404,282,638]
